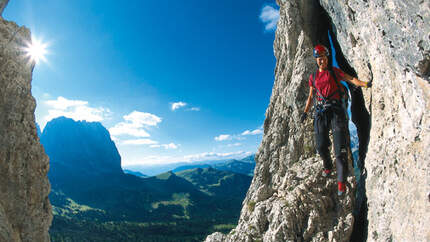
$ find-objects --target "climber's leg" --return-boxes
[314,115,332,170]
[332,110,349,183]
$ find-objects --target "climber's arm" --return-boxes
[304,86,314,113]
[343,73,370,87]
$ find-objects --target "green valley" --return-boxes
[42,117,254,241]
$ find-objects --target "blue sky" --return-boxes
[4,0,279,166]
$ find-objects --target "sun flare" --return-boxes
[24,37,48,64]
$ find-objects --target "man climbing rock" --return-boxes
[301,44,371,196]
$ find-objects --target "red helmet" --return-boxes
[313,44,329,58]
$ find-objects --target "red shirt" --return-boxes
[308,67,345,100]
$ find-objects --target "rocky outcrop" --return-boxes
[206,0,429,241]
[0,1,8,15]
[208,1,357,241]
[0,2,52,242]
[206,158,356,242]
[41,117,123,176]
[320,1,430,241]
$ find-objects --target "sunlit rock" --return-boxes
[206,0,429,241]
[0,2,52,241]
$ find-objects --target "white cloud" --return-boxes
[42,93,52,99]
[228,143,242,147]
[259,5,280,31]
[166,143,179,149]
[171,102,200,112]
[122,139,158,145]
[45,96,87,110]
[109,111,162,138]
[241,128,263,136]
[110,122,151,137]
[215,134,232,141]
[122,155,176,166]
[121,139,178,150]
[150,143,179,149]
[183,151,252,162]
[124,111,162,126]
[171,102,187,111]
[188,107,200,111]
[121,150,254,166]
[215,126,263,142]
[43,96,111,127]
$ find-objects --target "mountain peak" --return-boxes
[41,116,122,175]
[156,171,176,180]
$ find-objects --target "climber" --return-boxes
[300,44,371,196]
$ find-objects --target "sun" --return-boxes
[24,36,48,64]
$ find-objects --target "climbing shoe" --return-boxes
[322,169,331,177]
[338,181,346,196]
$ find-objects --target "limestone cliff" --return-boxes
[206,0,429,241]
[0,2,52,242]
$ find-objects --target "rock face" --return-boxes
[320,1,430,241]
[206,0,429,241]
[41,117,124,203]
[0,3,52,242]
[206,158,356,242]
[0,1,8,15]
[208,1,357,241]
[41,117,123,176]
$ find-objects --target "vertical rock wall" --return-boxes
[0,3,52,242]
[0,1,8,15]
[320,1,430,241]
[207,0,429,241]
[206,1,357,241]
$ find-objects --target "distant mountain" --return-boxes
[171,156,256,176]
[41,117,252,241]
[123,169,148,178]
[41,117,122,176]
[213,160,255,176]
[239,154,256,163]
[176,167,252,198]
[124,161,224,177]
[126,155,256,176]
[49,168,249,241]
[172,164,211,173]
[124,162,190,176]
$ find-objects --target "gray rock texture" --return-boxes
[206,0,429,241]
[0,3,52,242]
[206,157,356,242]
[0,0,8,16]
[207,0,357,241]
[320,1,430,241]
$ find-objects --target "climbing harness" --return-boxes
[311,66,349,115]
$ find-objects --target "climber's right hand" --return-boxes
[300,112,307,123]
[365,81,372,88]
